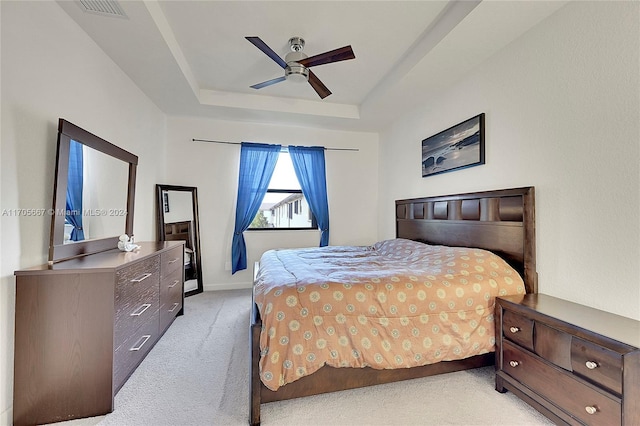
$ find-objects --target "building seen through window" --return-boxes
[249,152,317,230]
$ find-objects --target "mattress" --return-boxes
[253,238,525,391]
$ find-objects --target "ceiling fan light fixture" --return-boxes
[285,63,309,83]
[246,35,354,98]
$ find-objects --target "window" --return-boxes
[249,152,317,230]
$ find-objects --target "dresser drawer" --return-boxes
[114,286,159,351]
[503,341,621,425]
[159,296,182,333]
[161,245,183,278]
[503,309,534,351]
[160,268,182,302]
[115,255,160,304]
[113,311,159,391]
[572,337,623,395]
[159,267,182,332]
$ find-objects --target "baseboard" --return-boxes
[203,282,252,292]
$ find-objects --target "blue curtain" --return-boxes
[289,146,330,247]
[66,140,85,241]
[232,142,281,274]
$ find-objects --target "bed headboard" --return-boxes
[396,186,536,294]
[164,220,194,250]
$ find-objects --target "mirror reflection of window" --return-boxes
[65,140,85,242]
[64,142,129,244]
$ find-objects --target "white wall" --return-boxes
[163,190,194,223]
[165,116,379,290]
[377,1,640,320]
[0,2,167,422]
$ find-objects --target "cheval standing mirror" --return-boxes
[156,184,203,296]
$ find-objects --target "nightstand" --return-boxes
[495,294,640,425]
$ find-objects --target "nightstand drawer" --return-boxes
[502,309,534,351]
[503,341,621,425]
[572,337,623,395]
[534,322,572,371]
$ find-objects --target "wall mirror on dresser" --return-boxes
[156,184,204,296]
[49,118,138,263]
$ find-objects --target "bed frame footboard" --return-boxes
[250,287,262,426]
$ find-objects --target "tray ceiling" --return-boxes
[57,0,567,132]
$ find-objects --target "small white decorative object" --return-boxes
[118,234,140,252]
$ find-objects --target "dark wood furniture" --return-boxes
[495,294,640,425]
[164,221,196,280]
[49,119,138,263]
[156,184,204,296]
[13,241,184,425]
[250,186,537,425]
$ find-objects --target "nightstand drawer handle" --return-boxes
[509,360,519,367]
[168,258,179,264]
[585,406,597,415]
[168,279,179,289]
[509,326,520,333]
[585,361,598,370]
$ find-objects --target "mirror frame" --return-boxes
[156,184,204,296]
[49,119,138,263]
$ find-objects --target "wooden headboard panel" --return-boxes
[396,186,537,294]
[164,220,194,250]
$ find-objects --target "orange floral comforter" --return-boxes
[253,238,525,391]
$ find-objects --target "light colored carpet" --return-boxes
[57,290,553,426]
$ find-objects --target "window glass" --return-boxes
[267,153,300,190]
[249,153,317,230]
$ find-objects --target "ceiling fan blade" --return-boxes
[246,36,287,69]
[298,45,355,68]
[308,71,331,99]
[250,76,286,90]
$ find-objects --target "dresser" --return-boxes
[495,294,640,425]
[13,241,185,425]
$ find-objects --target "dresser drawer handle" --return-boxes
[168,258,179,264]
[130,303,151,317]
[509,326,520,333]
[585,406,598,415]
[168,280,180,289]
[168,302,180,313]
[509,360,519,367]
[130,335,151,351]
[585,361,598,370]
[131,273,152,283]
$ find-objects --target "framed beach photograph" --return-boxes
[421,113,485,177]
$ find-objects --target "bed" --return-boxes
[250,186,536,425]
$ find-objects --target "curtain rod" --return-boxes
[192,138,359,152]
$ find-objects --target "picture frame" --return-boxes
[421,113,485,178]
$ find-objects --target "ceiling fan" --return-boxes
[246,36,355,99]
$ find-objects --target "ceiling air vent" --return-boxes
[78,0,127,18]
